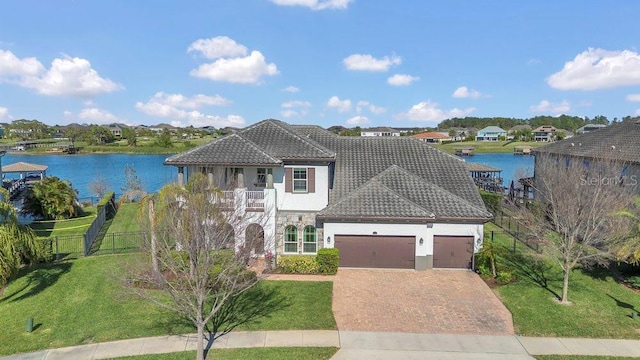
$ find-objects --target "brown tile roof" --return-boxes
[2,162,48,173]
[412,132,450,140]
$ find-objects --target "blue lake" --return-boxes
[1,152,535,200]
[464,153,535,186]
[2,153,177,199]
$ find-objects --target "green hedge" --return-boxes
[277,256,319,274]
[316,248,339,275]
[97,192,116,219]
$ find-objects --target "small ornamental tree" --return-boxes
[125,174,271,360]
[516,153,636,304]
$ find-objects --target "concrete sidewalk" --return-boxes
[2,331,640,360]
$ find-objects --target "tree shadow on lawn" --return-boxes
[606,294,638,318]
[0,261,72,303]
[501,248,563,299]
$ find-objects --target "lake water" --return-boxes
[464,153,535,186]
[1,152,535,200]
[2,153,177,199]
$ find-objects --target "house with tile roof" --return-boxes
[360,127,400,137]
[532,125,557,142]
[533,119,640,192]
[475,126,507,141]
[411,131,452,143]
[165,119,492,270]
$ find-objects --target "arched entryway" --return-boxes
[246,223,265,256]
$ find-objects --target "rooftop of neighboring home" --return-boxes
[166,119,491,222]
[532,125,557,133]
[411,132,451,140]
[361,126,399,133]
[533,119,640,164]
[477,126,507,133]
[576,123,607,133]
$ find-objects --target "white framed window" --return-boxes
[284,225,298,253]
[255,168,272,188]
[303,226,317,254]
[293,168,307,193]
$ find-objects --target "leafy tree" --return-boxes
[122,127,137,147]
[516,154,637,304]
[126,174,270,360]
[339,126,361,136]
[7,119,49,140]
[0,189,43,289]
[154,129,173,147]
[22,177,81,220]
[89,125,115,145]
[63,125,86,147]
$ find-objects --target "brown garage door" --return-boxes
[433,236,474,269]
[334,235,415,269]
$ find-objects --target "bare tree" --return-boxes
[120,165,146,203]
[89,175,109,199]
[125,173,272,360]
[516,153,637,304]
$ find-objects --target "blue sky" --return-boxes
[1,1,640,129]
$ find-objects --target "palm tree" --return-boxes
[0,188,42,289]
[23,177,81,220]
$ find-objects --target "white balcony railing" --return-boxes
[246,191,265,211]
[219,191,235,209]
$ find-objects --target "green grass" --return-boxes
[111,347,338,360]
[486,224,640,339]
[436,140,544,154]
[0,255,335,355]
[105,203,142,233]
[29,207,97,238]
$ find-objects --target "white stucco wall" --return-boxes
[274,165,329,211]
[323,222,485,257]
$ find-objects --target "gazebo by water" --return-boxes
[2,161,48,181]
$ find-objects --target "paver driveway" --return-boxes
[332,268,514,335]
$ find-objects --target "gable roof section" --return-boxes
[412,132,450,140]
[478,126,506,133]
[534,120,640,164]
[165,133,282,166]
[318,165,491,221]
[240,120,335,161]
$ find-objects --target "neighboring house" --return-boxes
[165,119,492,270]
[576,124,607,134]
[412,131,451,143]
[108,124,123,137]
[532,125,557,142]
[360,127,400,137]
[475,126,507,141]
[533,120,640,193]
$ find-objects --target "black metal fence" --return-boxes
[492,209,542,252]
[42,231,146,260]
[83,193,116,256]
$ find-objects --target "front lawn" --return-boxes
[0,255,335,355]
[111,347,338,360]
[485,224,640,339]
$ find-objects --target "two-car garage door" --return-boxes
[335,235,415,269]
[335,234,474,269]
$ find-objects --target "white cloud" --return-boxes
[187,36,247,59]
[529,100,571,114]
[626,94,640,102]
[396,100,475,125]
[356,100,385,115]
[346,115,370,125]
[77,108,121,124]
[387,74,419,86]
[280,100,311,118]
[547,48,640,90]
[635,109,640,116]
[146,92,231,109]
[270,0,352,10]
[326,96,352,113]
[343,53,401,72]
[452,86,487,99]
[136,93,244,128]
[282,85,300,93]
[0,50,121,97]
[0,106,9,120]
[190,50,278,84]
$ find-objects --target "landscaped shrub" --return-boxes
[479,190,502,215]
[277,255,319,274]
[496,270,515,284]
[315,248,339,275]
[625,276,640,290]
[97,192,117,219]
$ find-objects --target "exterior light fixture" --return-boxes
[427,223,433,229]
[326,236,331,244]
[419,238,424,245]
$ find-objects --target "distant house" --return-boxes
[108,124,123,137]
[532,125,557,142]
[475,126,507,141]
[360,127,400,137]
[412,131,452,143]
[576,124,607,134]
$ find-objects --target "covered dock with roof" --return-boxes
[465,162,503,193]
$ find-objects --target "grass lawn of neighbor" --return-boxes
[29,207,97,238]
[104,202,142,233]
[484,223,640,339]
[110,347,339,360]
[436,140,543,154]
[0,254,335,356]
